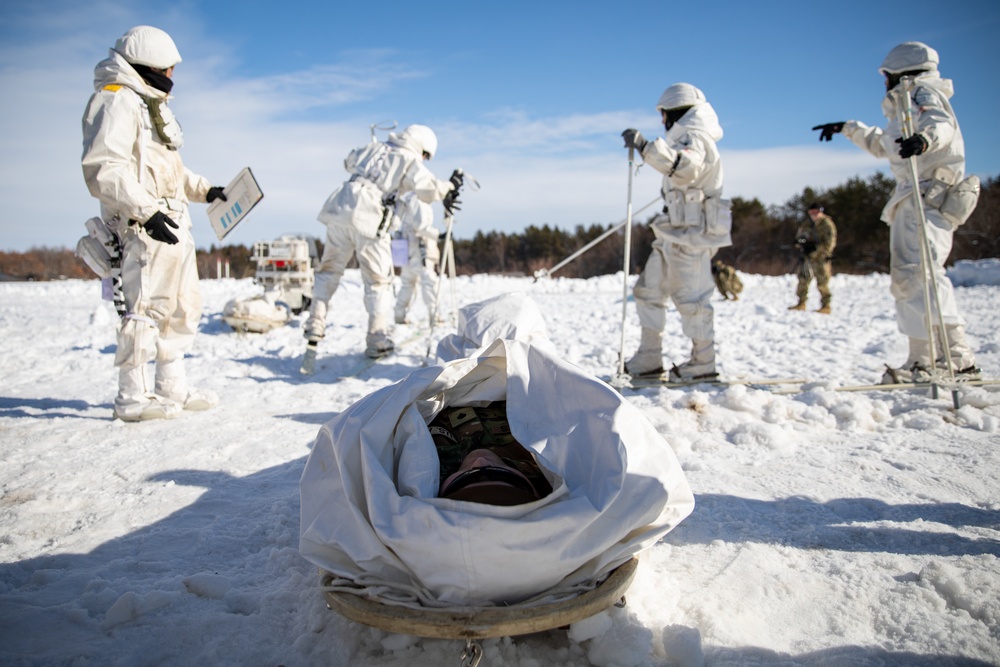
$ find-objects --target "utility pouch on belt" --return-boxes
[684,189,705,228]
[76,216,121,279]
[940,175,980,227]
[663,189,685,227]
[704,197,732,237]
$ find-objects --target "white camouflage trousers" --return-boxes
[305,223,394,346]
[889,199,964,338]
[395,239,440,321]
[634,239,715,342]
[115,208,201,408]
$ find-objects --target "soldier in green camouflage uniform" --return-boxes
[789,203,837,314]
[711,259,743,300]
[428,401,552,503]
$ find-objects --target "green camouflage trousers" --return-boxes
[796,255,832,306]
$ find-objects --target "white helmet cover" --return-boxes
[400,124,438,159]
[879,41,939,75]
[114,25,182,69]
[656,83,706,111]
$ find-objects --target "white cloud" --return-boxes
[724,145,886,207]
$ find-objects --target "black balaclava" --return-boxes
[884,69,927,92]
[131,63,174,94]
[663,106,692,131]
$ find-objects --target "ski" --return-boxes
[300,341,319,375]
[615,375,998,394]
[341,328,430,379]
[609,375,808,391]
[301,328,429,378]
[831,378,1000,393]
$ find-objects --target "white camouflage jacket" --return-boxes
[638,102,730,248]
[81,50,211,229]
[318,133,453,238]
[842,73,964,224]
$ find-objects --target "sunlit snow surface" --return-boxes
[1,260,998,666]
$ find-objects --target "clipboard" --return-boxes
[207,167,263,240]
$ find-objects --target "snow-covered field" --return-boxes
[1,261,999,667]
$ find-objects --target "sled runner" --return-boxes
[319,556,637,641]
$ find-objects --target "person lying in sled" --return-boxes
[430,401,552,505]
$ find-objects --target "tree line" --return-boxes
[452,173,999,278]
[2,174,997,282]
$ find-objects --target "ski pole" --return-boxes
[422,170,479,359]
[533,197,660,280]
[610,146,636,388]
[425,210,454,359]
[894,78,958,407]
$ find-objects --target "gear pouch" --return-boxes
[75,216,119,279]
[941,175,980,227]
[663,189,685,227]
[704,197,732,237]
[684,189,705,229]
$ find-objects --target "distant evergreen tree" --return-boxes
[0,174,995,281]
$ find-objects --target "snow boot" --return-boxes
[625,327,664,376]
[788,301,806,311]
[155,359,219,411]
[938,324,978,373]
[303,324,325,344]
[302,299,328,343]
[669,339,718,382]
[114,366,181,422]
[881,363,925,384]
[365,334,395,359]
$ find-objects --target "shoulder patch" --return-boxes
[102,84,123,92]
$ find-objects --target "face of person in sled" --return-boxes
[438,449,541,506]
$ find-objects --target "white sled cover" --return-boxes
[436,292,554,362]
[299,338,695,607]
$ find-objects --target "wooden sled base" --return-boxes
[320,557,638,640]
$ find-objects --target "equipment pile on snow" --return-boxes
[222,235,317,333]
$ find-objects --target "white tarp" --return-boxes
[299,338,695,607]
[435,292,554,362]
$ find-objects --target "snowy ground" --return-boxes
[1,260,999,667]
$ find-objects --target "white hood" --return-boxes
[667,101,724,143]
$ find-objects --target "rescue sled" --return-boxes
[320,556,636,639]
[320,557,637,663]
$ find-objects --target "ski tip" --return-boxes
[300,349,318,375]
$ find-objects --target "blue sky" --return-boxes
[1,0,998,252]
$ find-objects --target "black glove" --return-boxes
[143,211,179,244]
[622,128,647,152]
[896,133,928,159]
[443,190,461,216]
[811,122,845,142]
[796,238,817,255]
[206,186,228,203]
[449,169,464,192]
